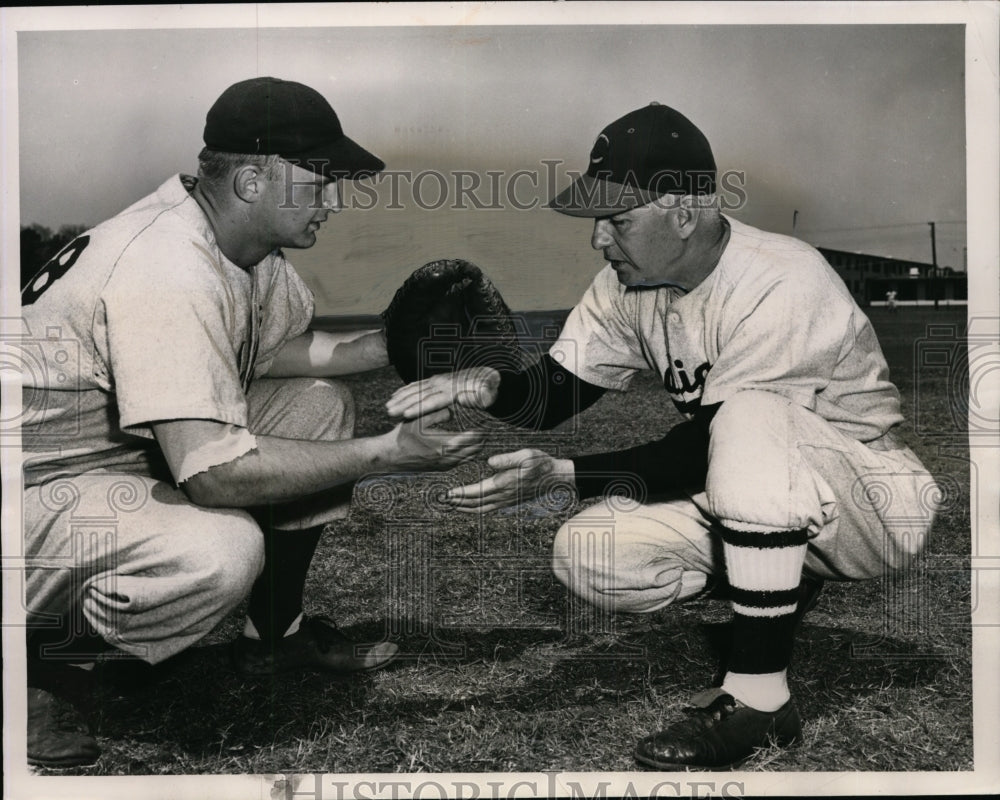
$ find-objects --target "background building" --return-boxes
[818,247,968,307]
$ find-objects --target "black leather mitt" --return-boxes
[381,259,521,384]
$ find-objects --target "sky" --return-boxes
[15,16,968,250]
[2,3,990,313]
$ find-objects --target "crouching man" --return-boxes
[21,77,483,767]
[386,103,938,770]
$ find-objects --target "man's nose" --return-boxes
[322,181,343,213]
[591,219,614,250]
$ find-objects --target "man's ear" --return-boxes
[674,195,701,239]
[233,165,264,203]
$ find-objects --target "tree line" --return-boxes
[20,223,89,291]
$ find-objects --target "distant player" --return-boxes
[386,103,939,769]
[886,288,899,312]
[20,77,483,767]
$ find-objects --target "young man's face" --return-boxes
[260,162,341,250]
[590,199,685,288]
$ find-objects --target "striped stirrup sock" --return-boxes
[720,526,809,710]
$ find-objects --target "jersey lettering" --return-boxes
[21,235,91,306]
[664,358,711,415]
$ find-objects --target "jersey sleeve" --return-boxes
[548,266,649,390]
[488,354,607,430]
[252,256,316,379]
[699,265,853,410]
[101,236,250,436]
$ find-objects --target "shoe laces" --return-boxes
[32,690,90,734]
[684,689,740,721]
[52,702,90,734]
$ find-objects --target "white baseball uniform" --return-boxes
[548,216,938,610]
[19,175,354,663]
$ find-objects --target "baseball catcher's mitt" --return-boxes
[382,259,522,384]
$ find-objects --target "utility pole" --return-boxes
[928,221,939,309]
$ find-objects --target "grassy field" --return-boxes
[39,307,973,776]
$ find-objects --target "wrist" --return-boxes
[366,432,395,472]
[552,457,576,487]
[370,328,390,368]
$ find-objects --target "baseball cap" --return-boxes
[548,103,716,217]
[203,76,385,180]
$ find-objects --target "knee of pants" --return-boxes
[550,499,713,614]
[708,389,791,446]
[178,513,265,610]
[321,378,356,428]
[81,511,265,664]
[705,390,817,530]
[298,378,356,440]
[254,376,357,441]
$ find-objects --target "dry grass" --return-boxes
[38,307,973,775]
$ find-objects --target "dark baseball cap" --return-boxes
[549,103,716,217]
[203,77,385,180]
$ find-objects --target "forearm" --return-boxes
[265,329,389,378]
[167,406,481,509]
[487,354,607,430]
[571,404,720,499]
[183,432,389,508]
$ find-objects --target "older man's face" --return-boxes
[590,200,685,288]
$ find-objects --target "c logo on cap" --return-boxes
[590,133,610,165]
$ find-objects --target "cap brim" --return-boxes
[547,175,668,218]
[288,135,385,181]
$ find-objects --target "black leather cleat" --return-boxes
[232,615,398,677]
[27,687,100,768]
[634,687,802,770]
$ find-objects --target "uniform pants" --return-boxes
[553,390,939,612]
[23,377,355,664]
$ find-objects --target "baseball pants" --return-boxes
[23,377,355,664]
[552,390,939,612]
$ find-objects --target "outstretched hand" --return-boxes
[381,408,485,472]
[385,366,501,420]
[443,448,575,513]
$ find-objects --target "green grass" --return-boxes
[41,307,973,775]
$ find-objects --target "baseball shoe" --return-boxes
[27,686,100,768]
[634,687,802,770]
[232,615,399,677]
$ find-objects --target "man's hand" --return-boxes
[377,408,486,472]
[443,448,575,513]
[385,366,501,420]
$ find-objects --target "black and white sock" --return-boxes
[719,526,808,712]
